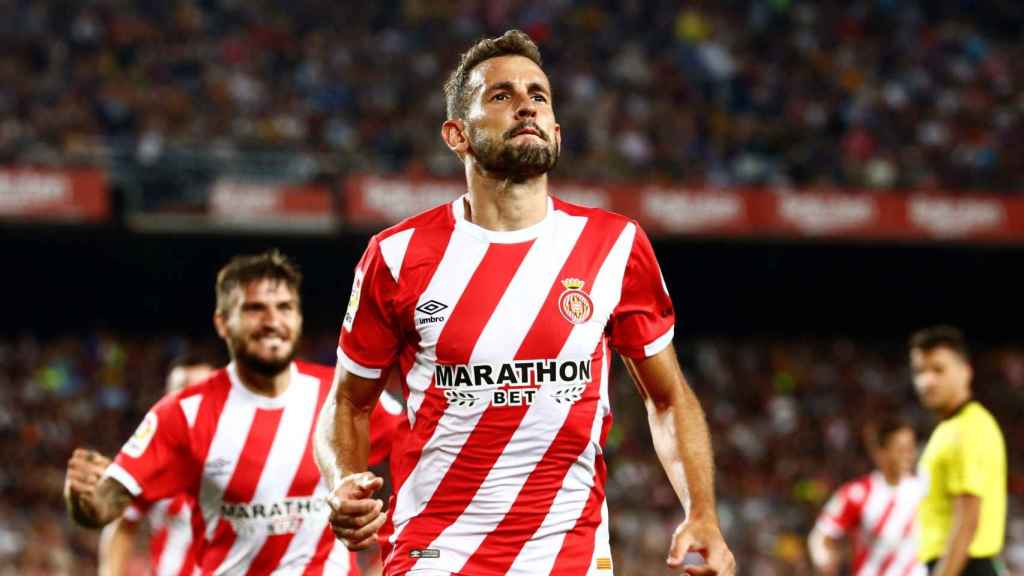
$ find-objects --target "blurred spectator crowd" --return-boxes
[1,0,1024,192]
[1,331,1021,575]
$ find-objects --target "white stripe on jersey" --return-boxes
[506,342,611,576]
[180,395,202,428]
[388,229,491,540]
[859,475,925,576]
[153,500,192,576]
[380,227,415,281]
[402,229,490,425]
[198,378,258,542]
[216,369,321,573]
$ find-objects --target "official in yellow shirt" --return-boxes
[910,326,1007,576]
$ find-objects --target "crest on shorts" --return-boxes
[558,278,593,325]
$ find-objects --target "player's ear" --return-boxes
[441,118,469,159]
[213,311,228,339]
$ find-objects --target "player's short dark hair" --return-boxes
[215,249,302,314]
[865,415,912,450]
[444,29,544,121]
[909,325,970,361]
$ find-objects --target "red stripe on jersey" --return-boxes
[388,218,627,574]
[549,451,608,574]
[150,527,169,572]
[458,348,604,573]
[190,374,232,471]
[299,526,336,576]
[851,477,876,574]
[200,407,284,573]
[386,241,534,573]
[244,377,334,574]
[384,222,449,492]
[881,508,920,576]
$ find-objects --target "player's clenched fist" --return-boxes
[667,517,736,576]
[326,471,387,550]
[64,448,112,523]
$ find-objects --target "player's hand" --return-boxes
[666,516,736,575]
[326,471,386,550]
[64,448,112,521]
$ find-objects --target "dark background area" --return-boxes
[6,226,1022,342]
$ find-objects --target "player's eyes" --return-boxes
[492,93,509,101]
[532,94,547,103]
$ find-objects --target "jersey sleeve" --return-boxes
[946,425,988,496]
[368,390,405,467]
[105,395,197,504]
[338,235,402,379]
[813,482,865,538]
[606,224,676,359]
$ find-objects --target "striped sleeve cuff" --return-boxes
[336,347,383,379]
[103,463,143,497]
[643,325,675,357]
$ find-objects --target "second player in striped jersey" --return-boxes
[65,251,403,575]
[316,30,735,576]
[809,417,926,576]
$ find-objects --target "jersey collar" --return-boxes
[451,194,554,244]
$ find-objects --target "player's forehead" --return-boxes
[468,55,551,96]
[234,278,298,304]
[911,346,961,365]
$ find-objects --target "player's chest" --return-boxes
[411,276,612,361]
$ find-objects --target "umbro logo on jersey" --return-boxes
[416,300,448,316]
[416,299,448,326]
[409,548,440,559]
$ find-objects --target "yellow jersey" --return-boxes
[918,401,1006,562]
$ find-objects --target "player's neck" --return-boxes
[235,362,292,397]
[463,163,548,231]
[880,469,902,486]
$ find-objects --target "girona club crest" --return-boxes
[558,278,593,325]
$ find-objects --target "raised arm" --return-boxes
[314,364,389,549]
[64,449,133,529]
[622,344,735,576]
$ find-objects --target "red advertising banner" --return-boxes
[209,180,334,231]
[0,167,108,223]
[343,174,1024,243]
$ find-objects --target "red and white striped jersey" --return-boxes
[106,361,404,575]
[122,495,197,576]
[338,195,675,575]
[814,472,927,576]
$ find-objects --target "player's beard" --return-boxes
[469,122,559,182]
[229,329,300,378]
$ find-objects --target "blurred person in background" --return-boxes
[808,416,925,576]
[64,250,403,574]
[317,29,734,576]
[911,326,1007,576]
[98,353,216,576]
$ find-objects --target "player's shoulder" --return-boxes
[371,201,455,246]
[552,195,638,229]
[838,473,875,504]
[153,368,229,413]
[294,360,334,384]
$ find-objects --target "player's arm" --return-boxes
[930,493,981,576]
[623,343,735,576]
[98,516,141,576]
[314,364,389,549]
[807,527,843,576]
[64,448,133,528]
